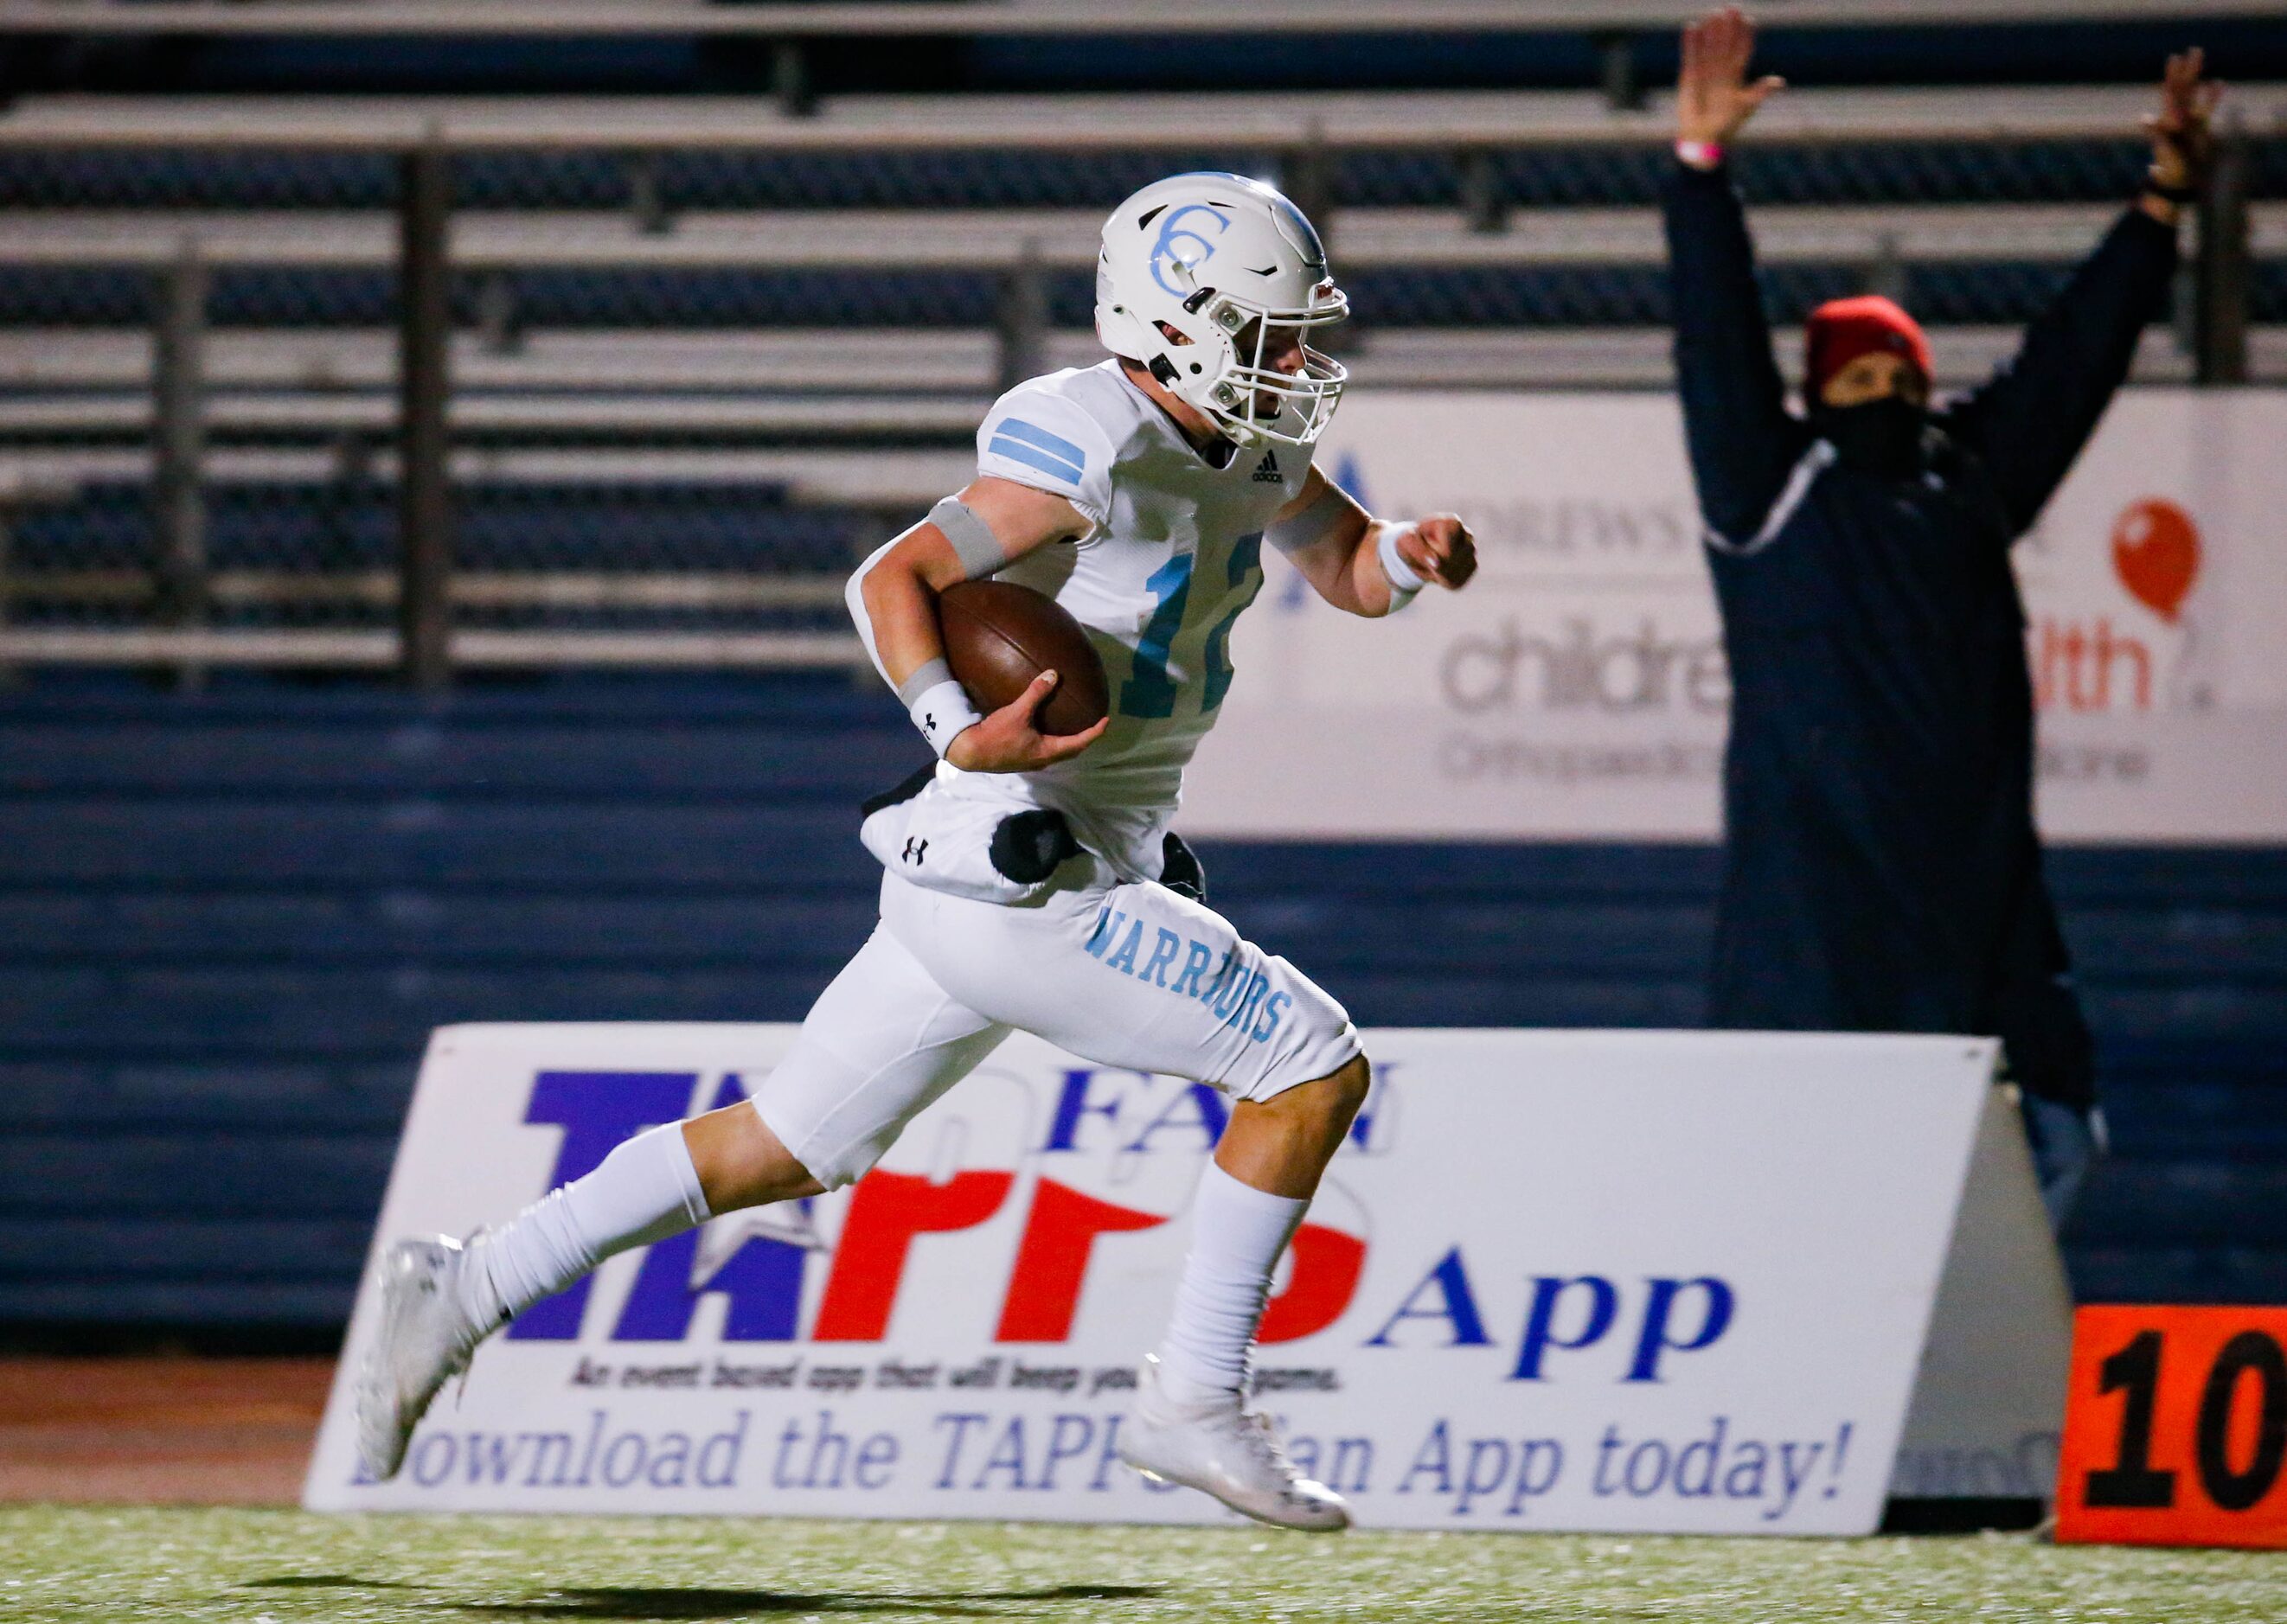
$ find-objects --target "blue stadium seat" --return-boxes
[12,257,2257,332]
[0,150,397,210]
[1,139,2273,215]
[5,483,868,631]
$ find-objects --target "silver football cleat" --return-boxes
[354,1234,493,1482]
[1117,1356,1351,1531]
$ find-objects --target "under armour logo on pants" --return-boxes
[901,837,928,865]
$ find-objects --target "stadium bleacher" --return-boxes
[0,77,2279,652]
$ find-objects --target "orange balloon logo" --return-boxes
[2111,498,2201,624]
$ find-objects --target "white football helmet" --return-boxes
[1094,171,1349,448]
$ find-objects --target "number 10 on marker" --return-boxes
[2056,1306,2287,1548]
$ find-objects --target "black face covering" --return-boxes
[1812,394,1928,480]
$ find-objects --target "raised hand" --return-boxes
[945,668,1109,773]
[2147,48,2220,194]
[1678,7,1784,153]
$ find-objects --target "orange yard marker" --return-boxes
[2056,1306,2287,1549]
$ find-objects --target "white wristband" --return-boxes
[907,678,983,758]
[1376,522,1425,608]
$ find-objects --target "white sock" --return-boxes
[1153,1160,1308,1405]
[458,1122,711,1329]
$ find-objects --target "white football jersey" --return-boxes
[944,359,1314,877]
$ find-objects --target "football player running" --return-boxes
[356,172,1476,1531]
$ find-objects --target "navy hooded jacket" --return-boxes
[1662,161,2177,1105]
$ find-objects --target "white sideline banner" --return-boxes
[307,1023,2031,1534]
[1183,389,2287,843]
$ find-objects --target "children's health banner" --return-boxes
[1186,389,2287,843]
[308,1023,2014,1534]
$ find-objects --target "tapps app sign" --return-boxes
[309,1025,2002,1533]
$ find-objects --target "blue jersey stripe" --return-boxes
[992,418,1088,476]
[986,435,1083,487]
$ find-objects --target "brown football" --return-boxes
[938,579,1111,736]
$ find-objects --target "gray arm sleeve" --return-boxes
[1264,479,1351,555]
[930,496,1010,578]
[894,656,956,707]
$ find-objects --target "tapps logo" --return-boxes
[494,1069,1737,1391]
[502,1067,1374,1350]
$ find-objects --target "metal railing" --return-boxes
[0,85,2272,682]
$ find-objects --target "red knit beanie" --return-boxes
[1804,295,1932,397]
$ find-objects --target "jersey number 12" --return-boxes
[1119,534,1264,719]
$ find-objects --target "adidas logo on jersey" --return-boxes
[1251,451,1282,483]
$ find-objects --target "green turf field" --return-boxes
[1,1507,2282,1624]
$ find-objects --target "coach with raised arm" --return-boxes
[1662,9,2217,1224]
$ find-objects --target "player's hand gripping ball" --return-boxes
[937,581,1111,771]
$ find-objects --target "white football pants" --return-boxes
[752,860,1361,1189]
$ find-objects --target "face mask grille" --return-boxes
[1188,287,1349,446]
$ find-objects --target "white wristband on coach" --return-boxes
[1377,523,1425,609]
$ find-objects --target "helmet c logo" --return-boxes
[1150,203,1232,297]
